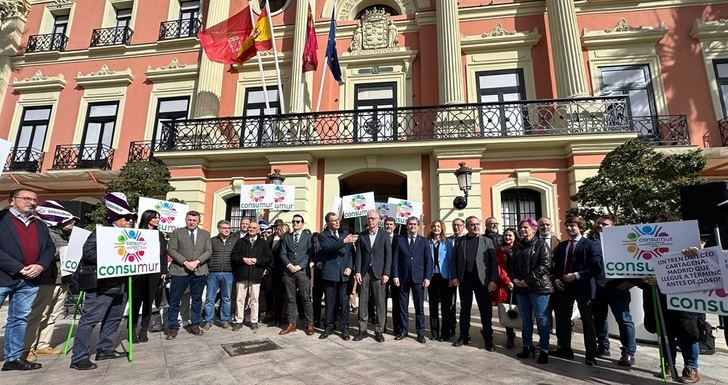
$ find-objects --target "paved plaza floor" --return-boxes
[2,306,727,385]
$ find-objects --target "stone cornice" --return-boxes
[75,64,133,88]
[582,18,667,49]
[145,57,198,82]
[11,70,66,93]
[461,25,541,53]
[691,19,728,40]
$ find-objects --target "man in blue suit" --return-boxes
[0,189,55,371]
[392,216,432,343]
[551,216,601,366]
[317,212,355,340]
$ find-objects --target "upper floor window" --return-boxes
[115,8,132,28]
[476,69,527,136]
[354,82,397,142]
[14,106,51,152]
[53,14,69,36]
[242,87,280,147]
[179,0,200,20]
[714,59,728,118]
[81,102,118,165]
[154,97,190,143]
[599,65,658,141]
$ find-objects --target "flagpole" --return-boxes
[315,58,329,112]
[264,1,286,114]
[249,2,270,110]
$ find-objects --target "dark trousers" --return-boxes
[312,266,324,325]
[359,273,387,334]
[269,267,285,324]
[131,273,161,334]
[593,284,636,356]
[386,283,401,334]
[168,273,206,331]
[398,277,425,335]
[554,290,597,358]
[428,273,455,337]
[323,280,349,332]
[458,272,493,345]
[283,270,313,325]
[71,290,126,363]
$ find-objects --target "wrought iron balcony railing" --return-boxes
[51,144,114,170]
[4,147,44,173]
[26,33,69,53]
[631,115,690,146]
[719,117,728,147]
[159,19,201,40]
[127,140,154,162]
[90,26,133,47]
[156,97,642,152]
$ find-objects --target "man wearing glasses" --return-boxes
[354,210,391,342]
[279,214,315,335]
[204,220,239,330]
[0,189,54,371]
[450,216,498,350]
[484,217,503,245]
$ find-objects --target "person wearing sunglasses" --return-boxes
[279,214,315,336]
[0,189,55,372]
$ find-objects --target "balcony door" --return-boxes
[714,59,728,118]
[51,14,68,50]
[80,102,118,168]
[476,69,527,137]
[599,65,658,141]
[11,106,51,171]
[178,0,200,37]
[113,8,132,44]
[242,87,280,147]
[153,97,190,145]
[354,82,397,142]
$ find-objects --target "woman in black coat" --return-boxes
[130,210,168,342]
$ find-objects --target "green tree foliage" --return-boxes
[86,160,176,228]
[568,138,706,226]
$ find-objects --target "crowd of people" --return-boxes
[0,188,718,383]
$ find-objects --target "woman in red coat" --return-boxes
[492,227,518,348]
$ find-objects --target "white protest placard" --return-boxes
[719,251,728,292]
[376,202,396,226]
[61,226,91,275]
[652,247,723,294]
[96,226,161,279]
[387,198,423,225]
[0,138,10,177]
[601,220,700,278]
[667,290,728,316]
[239,184,296,210]
[137,197,189,233]
[342,192,375,219]
[58,247,70,277]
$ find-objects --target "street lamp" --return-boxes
[267,169,285,185]
[453,162,472,210]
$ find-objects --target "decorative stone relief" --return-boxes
[349,9,400,54]
[146,57,198,82]
[605,18,644,33]
[12,70,66,93]
[0,0,30,20]
[76,64,133,87]
[23,70,48,82]
[483,23,516,38]
[337,0,415,21]
[50,0,73,9]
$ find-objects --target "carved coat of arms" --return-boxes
[350,8,399,53]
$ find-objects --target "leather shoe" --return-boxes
[485,345,496,352]
[166,330,178,340]
[353,332,368,341]
[416,334,426,344]
[189,325,204,336]
[374,333,385,343]
[596,347,611,358]
[431,331,440,341]
[394,332,407,341]
[2,358,42,371]
[319,330,332,339]
[279,324,297,335]
[452,337,469,347]
[232,323,244,331]
[617,354,635,367]
[550,348,574,359]
[305,324,315,336]
[585,357,597,366]
[69,359,97,371]
[95,350,126,361]
[340,332,351,341]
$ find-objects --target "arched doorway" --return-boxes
[339,171,406,233]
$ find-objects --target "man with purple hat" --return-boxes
[25,200,79,361]
[70,192,136,370]
[0,189,55,371]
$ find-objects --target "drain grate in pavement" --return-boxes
[221,338,281,357]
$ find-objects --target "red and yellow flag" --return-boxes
[198,6,273,64]
[302,3,318,72]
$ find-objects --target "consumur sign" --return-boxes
[96,227,161,279]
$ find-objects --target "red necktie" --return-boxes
[565,240,575,274]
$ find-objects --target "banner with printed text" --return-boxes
[239,184,296,210]
[342,192,375,219]
[96,226,161,279]
[651,247,723,294]
[376,202,396,226]
[0,138,10,177]
[137,197,189,233]
[601,220,700,278]
[60,227,92,276]
[387,198,423,225]
[667,290,728,316]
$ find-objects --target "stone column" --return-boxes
[545,0,588,98]
[0,0,30,106]
[435,0,464,104]
[192,0,228,117]
[288,0,313,113]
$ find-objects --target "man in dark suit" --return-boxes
[230,221,272,331]
[317,212,355,340]
[0,189,54,371]
[354,210,392,342]
[166,210,212,340]
[392,216,432,343]
[279,214,315,335]
[450,216,498,349]
[538,216,561,253]
[551,215,601,366]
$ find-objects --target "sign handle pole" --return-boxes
[128,276,133,362]
[62,290,85,356]
[651,285,678,382]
